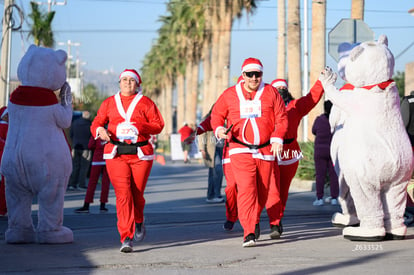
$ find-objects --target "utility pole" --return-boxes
[0,0,14,106]
[57,40,80,78]
[35,0,67,13]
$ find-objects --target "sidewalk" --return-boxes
[0,160,413,275]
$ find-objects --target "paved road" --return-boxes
[0,160,413,274]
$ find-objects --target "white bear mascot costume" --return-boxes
[1,45,73,244]
[320,35,414,241]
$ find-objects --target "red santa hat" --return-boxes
[241,57,263,73]
[271,79,288,88]
[119,69,142,86]
[0,106,7,119]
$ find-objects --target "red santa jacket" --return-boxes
[91,92,164,160]
[88,136,106,165]
[278,80,324,165]
[211,82,288,161]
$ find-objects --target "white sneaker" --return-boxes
[206,197,224,203]
[312,198,324,206]
[324,196,332,203]
[120,237,133,253]
[330,198,338,205]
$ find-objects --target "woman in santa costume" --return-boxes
[211,58,288,247]
[264,78,324,239]
[74,136,110,214]
[91,69,164,253]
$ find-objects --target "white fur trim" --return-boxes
[222,158,230,164]
[119,71,140,84]
[242,63,263,73]
[270,137,283,144]
[214,126,226,139]
[272,81,287,88]
[277,157,300,166]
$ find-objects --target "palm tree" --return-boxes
[202,0,257,115]
[28,2,55,47]
[351,0,364,20]
[307,0,326,141]
[287,0,303,140]
[277,0,286,78]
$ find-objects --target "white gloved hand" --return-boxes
[319,66,337,88]
[60,82,72,106]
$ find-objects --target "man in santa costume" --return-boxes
[91,69,164,253]
[211,58,288,247]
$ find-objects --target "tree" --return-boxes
[72,83,106,118]
[287,0,303,140]
[28,2,55,47]
[351,0,364,20]
[394,71,405,99]
[276,0,286,78]
[308,0,326,141]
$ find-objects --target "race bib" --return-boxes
[116,122,138,143]
[240,100,262,118]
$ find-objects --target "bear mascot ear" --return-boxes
[55,49,67,66]
[377,34,388,46]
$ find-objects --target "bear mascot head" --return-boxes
[319,35,414,241]
[1,44,74,244]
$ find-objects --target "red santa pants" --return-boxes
[106,155,153,243]
[266,161,299,226]
[223,162,238,223]
[231,154,273,238]
[84,165,110,204]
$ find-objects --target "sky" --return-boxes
[2,0,414,86]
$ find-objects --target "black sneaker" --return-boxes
[269,222,283,239]
[255,223,260,240]
[120,237,133,253]
[223,220,235,231]
[74,206,89,213]
[134,222,146,242]
[242,233,256,247]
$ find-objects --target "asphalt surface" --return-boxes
[0,159,413,275]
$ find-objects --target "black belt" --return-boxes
[231,137,270,149]
[283,138,295,144]
[110,140,149,147]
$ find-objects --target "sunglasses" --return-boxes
[244,71,263,78]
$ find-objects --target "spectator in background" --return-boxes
[74,136,110,213]
[0,107,8,217]
[400,91,414,225]
[68,110,92,191]
[178,122,194,164]
[312,100,339,206]
[195,108,224,204]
